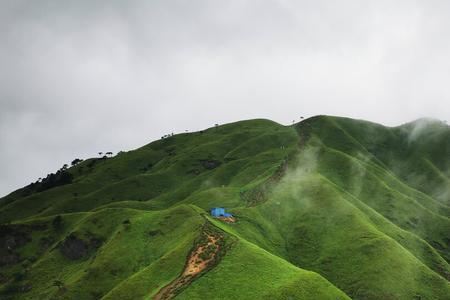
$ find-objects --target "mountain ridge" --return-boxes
[1,115,449,299]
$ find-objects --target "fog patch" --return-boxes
[347,152,372,199]
[406,118,447,143]
[284,146,319,184]
[433,178,450,205]
[270,146,321,209]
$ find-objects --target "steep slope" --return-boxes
[0,119,298,222]
[0,204,348,300]
[1,116,450,299]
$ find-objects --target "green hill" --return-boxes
[1,116,449,299]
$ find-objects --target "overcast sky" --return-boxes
[1,0,450,196]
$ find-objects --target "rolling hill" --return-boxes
[1,116,449,299]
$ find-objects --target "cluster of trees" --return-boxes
[160,124,223,139]
[31,165,74,192]
[26,150,117,195]
[71,158,83,166]
[161,133,174,139]
[69,151,114,168]
[97,152,113,158]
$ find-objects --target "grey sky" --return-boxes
[1,0,450,196]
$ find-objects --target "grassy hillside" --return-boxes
[1,116,449,299]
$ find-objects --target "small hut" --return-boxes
[210,207,232,218]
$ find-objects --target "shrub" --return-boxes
[52,215,63,231]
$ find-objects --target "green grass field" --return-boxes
[1,116,449,299]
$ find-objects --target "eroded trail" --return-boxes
[153,223,227,300]
[183,234,218,276]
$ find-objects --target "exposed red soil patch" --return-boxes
[217,216,236,223]
[183,234,218,276]
[154,225,226,300]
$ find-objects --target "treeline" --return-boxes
[28,165,73,193]
[23,151,115,195]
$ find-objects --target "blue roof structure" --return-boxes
[211,207,233,218]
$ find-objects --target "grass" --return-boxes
[176,239,349,300]
[1,116,449,299]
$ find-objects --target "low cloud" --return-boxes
[406,118,447,143]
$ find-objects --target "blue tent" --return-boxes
[211,207,233,218]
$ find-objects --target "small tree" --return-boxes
[52,215,63,231]
[71,158,83,166]
[53,280,65,291]
[123,219,131,231]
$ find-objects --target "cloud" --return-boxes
[1,0,450,195]
[405,118,447,143]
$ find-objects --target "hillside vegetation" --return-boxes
[1,116,449,299]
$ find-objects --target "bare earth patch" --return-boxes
[183,234,218,276]
[154,224,227,300]
[217,216,236,223]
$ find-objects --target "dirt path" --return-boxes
[183,234,218,275]
[153,227,224,300]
